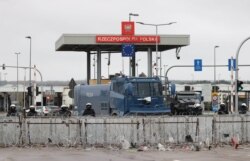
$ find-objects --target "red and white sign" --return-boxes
[121,21,135,35]
[96,35,160,43]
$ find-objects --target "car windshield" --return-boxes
[49,106,59,110]
[36,106,42,110]
[36,106,49,110]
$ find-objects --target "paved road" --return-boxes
[0,146,249,161]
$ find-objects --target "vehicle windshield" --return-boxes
[36,106,49,110]
[36,106,42,110]
[177,93,201,103]
[49,106,59,110]
[178,94,198,99]
[132,82,162,97]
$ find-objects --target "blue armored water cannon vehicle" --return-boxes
[74,76,171,116]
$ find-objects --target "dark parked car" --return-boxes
[47,105,60,116]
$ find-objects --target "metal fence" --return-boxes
[0,115,249,147]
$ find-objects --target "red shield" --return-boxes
[121,21,134,35]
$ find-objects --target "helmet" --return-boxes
[86,103,92,109]
[30,105,35,109]
[61,104,68,110]
[220,103,225,108]
[10,104,16,110]
[29,105,35,112]
[241,103,247,107]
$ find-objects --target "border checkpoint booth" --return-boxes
[55,21,190,84]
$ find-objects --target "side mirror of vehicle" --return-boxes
[201,96,204,102]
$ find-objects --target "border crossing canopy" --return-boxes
[55,33,190,84]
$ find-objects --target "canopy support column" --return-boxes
[97,49,101,84]
[147,48,153,77]
[87,51,91,84]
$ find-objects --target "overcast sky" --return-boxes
[1,0,250,82]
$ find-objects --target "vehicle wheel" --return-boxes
[111,113,117,116]
[187,109,193,115]
[171,108,178,115]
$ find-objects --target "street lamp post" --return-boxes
[152,61,156,76]
[136,59,141,76]
[213,46,219,113]
[4,73,7,81]
[191,73,194,84]
[129,13,139,21]
[25,36,32,106]
[214,46,219,84]
[105,57,110,78]
[235,36,250,113]
[93,55,96,79]
[136,22,176,76]
[23,68,26,109]
[163,65,168,76]
[160,52,162,77]
[15,52,21,102]
[128,13,139,77]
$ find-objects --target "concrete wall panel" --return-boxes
[1,115,250,146]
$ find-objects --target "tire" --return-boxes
[111,113,117,116]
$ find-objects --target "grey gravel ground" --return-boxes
[0,145,249,161]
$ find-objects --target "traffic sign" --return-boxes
[211,92,219,112]
[122,44,135,57]
[194,59,202,71]
[212,95,218,101]
[228,58,236,71]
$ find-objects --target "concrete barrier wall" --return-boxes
[0,115,249,147]
[26,118,81,146]
[0,117,21,146]
[213,115,250,144]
